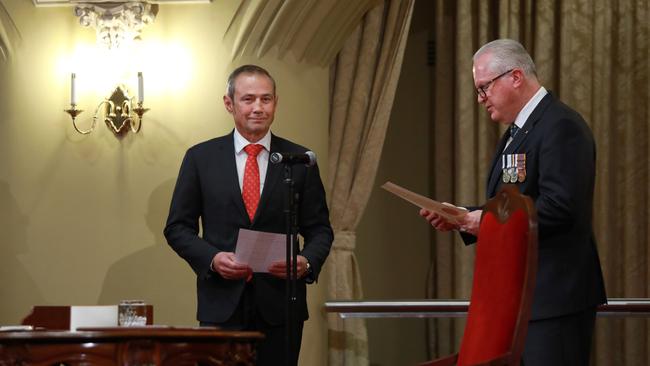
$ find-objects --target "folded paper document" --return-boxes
[235,229,286,272]
[381,181,468,225]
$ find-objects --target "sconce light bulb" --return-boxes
[138,72,144,103]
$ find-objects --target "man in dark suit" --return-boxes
[164,64,333,365]
[420,39,606,365]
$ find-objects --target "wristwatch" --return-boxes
[305,260,312,276]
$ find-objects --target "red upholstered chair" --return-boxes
[421,184,538,366]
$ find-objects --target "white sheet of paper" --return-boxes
[381,181,468,225]
[235,228,286,273]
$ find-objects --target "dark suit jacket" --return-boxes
[164,131,333,325]
[465,93,606,321]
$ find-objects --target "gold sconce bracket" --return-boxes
[64,86,148,136]
[63,106,91,134]
[104,86,136,135]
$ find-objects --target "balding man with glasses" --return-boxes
[421,39,606,366]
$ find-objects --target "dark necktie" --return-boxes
[509,124,520,138]
[242,144,264,221]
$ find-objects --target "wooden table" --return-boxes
[0,327,263,366]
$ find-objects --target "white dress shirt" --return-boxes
[505,86,548,148]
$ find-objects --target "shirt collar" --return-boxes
[233,129,272,154]
[514,86,548,129]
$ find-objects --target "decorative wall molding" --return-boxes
[31,0,210,49]
[74,2,157,49]
[28,0,380,66]
[32,0,210,6]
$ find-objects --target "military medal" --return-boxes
[509,167,518,183]
[506,154,515,183]
[502,153,526,183]
[516,154,526,182]
[502,155,510,183]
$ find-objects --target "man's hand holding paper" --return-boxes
[212,252,252,280]
[381,182,468,224]
[419,208,482,235]
[232,228,311,279]
[268,255,310,279]
[418,208,460,231]
[381,181,482,235]
[234,229,285,273]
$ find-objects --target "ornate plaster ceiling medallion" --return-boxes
[74,2,158,49]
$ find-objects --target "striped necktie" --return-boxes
[509,124,520,138]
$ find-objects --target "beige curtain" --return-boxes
[0,3,20,63]
[428,0,649,364]
[326,0,414,364]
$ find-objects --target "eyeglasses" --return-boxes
[476,69,514,99]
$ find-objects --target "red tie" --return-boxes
[242,144,264,221]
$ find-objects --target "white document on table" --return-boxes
[70,305,118,331]
[235,228,286,272]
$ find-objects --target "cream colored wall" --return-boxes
[0,1,329,365]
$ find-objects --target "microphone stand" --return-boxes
[283,163,299,366]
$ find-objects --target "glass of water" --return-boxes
[118,300,147,326]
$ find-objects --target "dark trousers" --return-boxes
[200,283,304,366]
[522,307,597,366]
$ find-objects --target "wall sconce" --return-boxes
[64,72,149,136]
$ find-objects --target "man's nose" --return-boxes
[252,99,263,112]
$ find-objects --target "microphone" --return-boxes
[270,151,317,166]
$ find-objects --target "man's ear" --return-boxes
[223,95,233,113]
[512,69,525,87]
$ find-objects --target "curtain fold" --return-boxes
[326,0,414,364]
[429,0,649,364]
[0,3,20,63]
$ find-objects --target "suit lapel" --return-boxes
[221,132,249,221]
